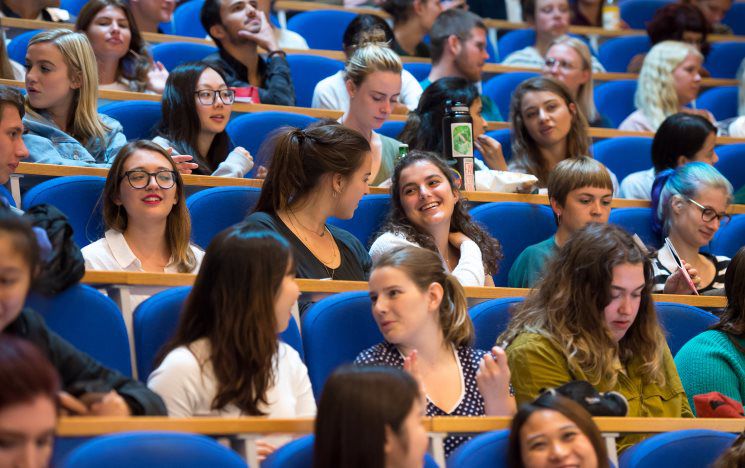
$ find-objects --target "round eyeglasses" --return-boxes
[686,197,731,224]
[194,89,236,106]
[543,57,579,72]
[120,170,178,189]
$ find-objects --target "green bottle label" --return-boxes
[450,123,473,157]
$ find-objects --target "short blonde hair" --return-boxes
[345,29,402,87]
[548,36,598,123]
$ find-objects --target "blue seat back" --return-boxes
[226,112,317,177]
[134,286,303,380]
[711,214,745,259]
[469,202,556,286]
[21,176,106,248]
[302,291,381,399]
[0,184,15,207]
[482,72,540,120]
[27,284,132,376]
[63,431,247,468]
[287,10,357,51]
[609,207,660,250]
[497,29,535,61]
[655,303,718,356]
[7,30,43,64]
[99,101,163,140]
[447,429,510,468]
[593,80,637,128]
[714,143,745,192]
[186,186,262,249]
[598,35,651,73]
[172,0,208,38]
[150,42,218,71]
[619,429,736,468]
[469,298,524,351]
[403,61,432,82]
[722,1,745,35]
[328,194,391,246]
[704,42,745,78]
[286,54,345,108]
[620,0,673,29]
[696,86,739,121]
[60,0,88,15]
[592,136,653,183]
[377,120,406,140]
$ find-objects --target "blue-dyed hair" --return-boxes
[651,162,733,240]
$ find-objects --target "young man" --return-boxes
[508,157,613,288]
[129,0,175,33]
[0,86,28,194]
[200,0,295,106]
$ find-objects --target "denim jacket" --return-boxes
[23,112,127,167]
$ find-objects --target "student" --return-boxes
[245,123,372,282]
[356,246,516,456]
[314,366,428,468]
[381,0,441,57]
[686,0,733,35]
[370,151,503,287]
[570,0,602,27]
[0,211,166,415]
[0,86,29,191]
[507,392,609,468]
[508,156,613,288]
[542,36,610,128]
[128,0,174,33]
[651,162,732,294]
[620,41,711,132]
[502,223,693,452]
[312,14,422,113]
[0,0,70,22]
[675,247,745,414]
[620,113,718,200]
[23,29,127,167]
[256,0,308,49]
[339,32,406,186]
[82,141,204,309]
[153,62,254,178]
[398,77,507,170]
[76,0,168,93]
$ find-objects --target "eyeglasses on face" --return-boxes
[543,57,579,72]
[194,88,236,106]
[686,197,731,224]
[120,170,178,189]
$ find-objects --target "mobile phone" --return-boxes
[664,238,699,295]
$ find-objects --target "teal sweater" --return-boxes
[674,330,745,415]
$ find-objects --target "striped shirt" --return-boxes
[652,244,729,294]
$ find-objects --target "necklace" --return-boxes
[289,208,325,237]
[286,212,339,270]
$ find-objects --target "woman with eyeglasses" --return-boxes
[651,162,733,294]
[153,62,254,178]
[82,140,204,308]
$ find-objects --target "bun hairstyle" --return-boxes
[373,245,473,347]
[345,29,402,87]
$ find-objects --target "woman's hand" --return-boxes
[474,134,508,171]
[168,150,199,175]
[255,165,268,179]
[476,347,516,416]
[403,349,427,397]
[448,232,471,249]
[147,61,169,94]
[58,390,131,416]
[233,146,254,167]
[663,261,700,294]
[255,440,278,462]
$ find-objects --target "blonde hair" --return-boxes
[547,156,613,210]
[635,41,702,131]
[345,29,402,87]
[548,36,598,123]
[26,29,109,145]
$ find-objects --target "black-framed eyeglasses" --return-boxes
[686,197,731,224]
[120,170,178,189]
[544,57,578,72]
[194,89,236,106]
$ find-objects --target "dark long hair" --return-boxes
[651,112,716,173]
[712,247,745,340]
[314,366,420,468]
[157,62,233,174]
[647,3,710,56]
[157,227,293,415]
[379,151,502,275]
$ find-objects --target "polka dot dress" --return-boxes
[355,342,487,456]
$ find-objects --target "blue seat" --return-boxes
[655,303,718,356]
[403,61,432,82]
[21,176,106,248]
[619,429,736,468]
[63,431,247,468]
[497,29,535,61]
[711,214,745,259]
[186,186,261,249]
[99,101,163,140]
[598,35,651,73]
[7,29,43,64]
[171,0,207,38]
[482,72,540,120]
[620,0,673,29]
[447,429,510,468]
[469,298,523,351]
[378,120,406,140]
[286,54,345,108]
[27,284,132,377]
[328,194,391,246]
[150,42,217,71]
[477,128,512,162]
[722,1,745,35]
[714,143,745,193]
[469,202,556,286]
[302,291,381,399]
[609,207,660,250]
[287,10,357,51]
[225,112,317,178]
[134,286,303,380]
[696,86,739,121]
[0,184,15,207]
[704,42,745,78]
[593,80,637,128]
[592,136,653,183]
[60,0,88,15]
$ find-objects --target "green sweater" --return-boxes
[674,330,745,415]
[507,236,557,288]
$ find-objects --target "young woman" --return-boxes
[245,122,372,283]
[675,247,745,414]
[76,0,168,94]
[370,151,502,287]
[502,223,692,452]
[381,0,441,58]
[340,32,407,186]
[314,366,428,468]
[620,113,718,200]
[398,77,507,171]
[620,41,712,133]
[356,246,516,456]
[651,162,733,294]
[508,392,609,468]
[542,36,609,128]
[23,29,127,167]
[0,210,165,416]
[153,62,254,178]
[82,140,204,309]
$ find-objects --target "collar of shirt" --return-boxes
[105,229,177,272]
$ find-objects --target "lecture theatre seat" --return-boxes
[482,72,540,121]
[378,120,406,140]
[711,214,745,259]
[714,144,745,196]
[620,0,673,30]
[287,10,357,51]
[403,61,432,82]
[593,80,637,128]
[655,303,718,356]
[497,29,535,61]
[7,29,42,64]
[598,35,651,73]
[619,429,736,468]
[704,42,745,79]
[0,184,15,206]
[171,0,208,38]
[185,186,262,249]
[447,429,510,468]
[722,1,745,35]
[608,207,660,250]
[150,42,218,71]
[99,100,163,140]
[591,136,653,184]
[696,86,739,122]
[327,194,391,246]
[286,55,345,108]
[469,297,524,351]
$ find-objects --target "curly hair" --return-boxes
[647,3,710,56]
